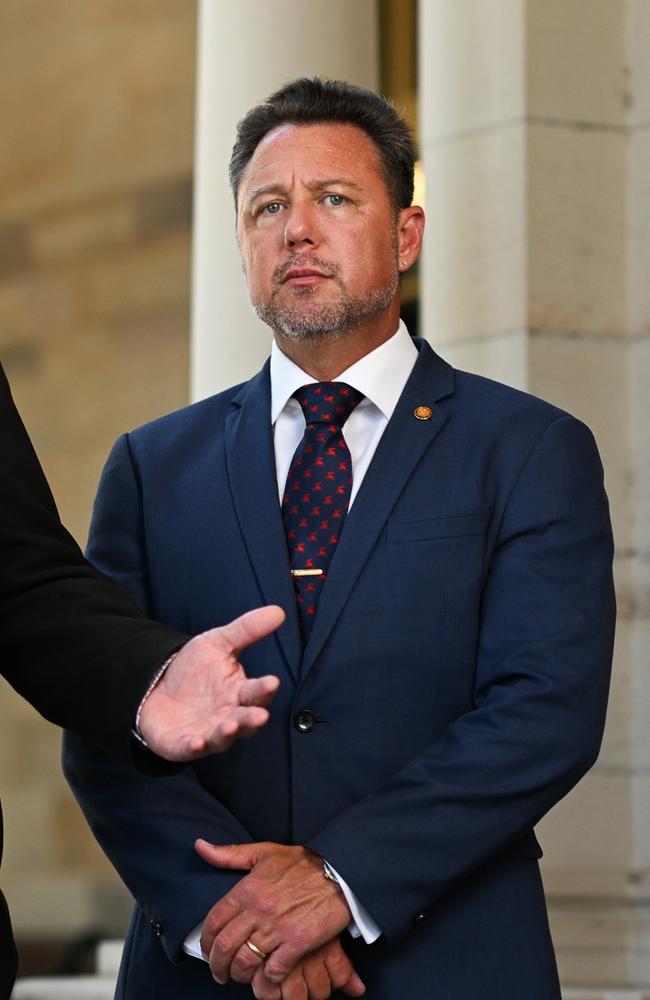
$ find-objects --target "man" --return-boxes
[0,362,283,996]
[64,78,615,999]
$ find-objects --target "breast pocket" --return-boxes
[386,509,491,544]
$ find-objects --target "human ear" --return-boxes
[397,205,425,272]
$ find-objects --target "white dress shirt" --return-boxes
[183,321,418,959]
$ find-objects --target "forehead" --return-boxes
[237,122,387,199]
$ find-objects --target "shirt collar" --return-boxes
[270,320,418,424]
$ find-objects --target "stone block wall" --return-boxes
[0,0,196,950]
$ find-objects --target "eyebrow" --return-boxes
[247,177,364,203]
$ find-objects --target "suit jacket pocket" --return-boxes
[386,509,490,544]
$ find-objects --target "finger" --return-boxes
[280,966,308,1000]
[238,674,281,708]
[175,707,272,760]
[265,940,311,985]
[199,892,245,964]
[301,958,330,1000]
[215,605,286,655]
[229,944,263,985]
[217,704,272,738]
[252,965,282,1000]
[229,938,268,984]
[322,942,365,997]
[340,972,366,997]
[194,839,271,870]
[206,912,257,984]
[210,706,272,747]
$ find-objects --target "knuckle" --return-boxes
[292,929,311,955]
[255,893,277,918]
[265,961,287,984]
[203,910,221,937]
[232,965,257,984]
[213,930,235,955]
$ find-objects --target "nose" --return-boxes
[284,201,319,249]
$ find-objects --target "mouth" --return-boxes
[281,268,331,287]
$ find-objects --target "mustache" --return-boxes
[273,254,342,284]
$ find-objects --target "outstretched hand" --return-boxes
[195,840,353,989]
[138,605,284,761]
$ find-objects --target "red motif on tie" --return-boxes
[282,382,363,639]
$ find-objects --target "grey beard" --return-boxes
[253,277,399,342]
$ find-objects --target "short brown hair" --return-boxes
[230,77,415,211]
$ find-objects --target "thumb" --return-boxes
[194,839,266,870]
[210,605,285,655]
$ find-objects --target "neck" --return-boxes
[273,308,401,381]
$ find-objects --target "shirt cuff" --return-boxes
[132,652,179,747]
[183,920,206,961]
[324,861,381,944]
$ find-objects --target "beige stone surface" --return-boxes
[191,0,379,398]
[540,768,632,897]
[0,0,196,940]
[0,0,196,218]
[564,993,650,999]
[432,329,529,391]
[420,125,527,344]
[527,0,628,126]
[3,872,131,938]
[629,338,650,546]
[419,0,525,141]
[628,133,650,336]
[528,125,628,336]
[626,0,650,126]
[550,897,636,988]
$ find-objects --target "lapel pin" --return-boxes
[413,406,433,421]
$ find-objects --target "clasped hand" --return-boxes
[195,840,366,999]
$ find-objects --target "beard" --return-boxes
[252,250,400,342]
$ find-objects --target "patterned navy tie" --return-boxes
[282,382,364,639]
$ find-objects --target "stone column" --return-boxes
[190,0,379,400]
[419,0,650,991]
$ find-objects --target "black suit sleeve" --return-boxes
[0,363,189,761]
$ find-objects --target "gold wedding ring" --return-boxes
[244,938,268,961]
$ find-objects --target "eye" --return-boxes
[261,201,283,215]
[324,194,346,207]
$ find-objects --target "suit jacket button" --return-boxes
[294,709,315,732]
[150,919,162,937]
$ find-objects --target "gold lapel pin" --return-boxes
[413,405,433,421]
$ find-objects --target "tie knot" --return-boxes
[293,382,364,428]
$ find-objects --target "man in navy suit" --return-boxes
[64,78,615,999]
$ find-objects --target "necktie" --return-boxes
[282,382,364,638]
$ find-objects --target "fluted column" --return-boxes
[190,0,379,400]
[419,0,650,989]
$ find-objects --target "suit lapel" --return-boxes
[301,340,454,678]
[225,364,302,680]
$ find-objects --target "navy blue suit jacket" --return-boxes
[64,340,615,999]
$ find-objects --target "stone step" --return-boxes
[11,976,117,1000]
[95,939,123,976]
[563,991,650,1000]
